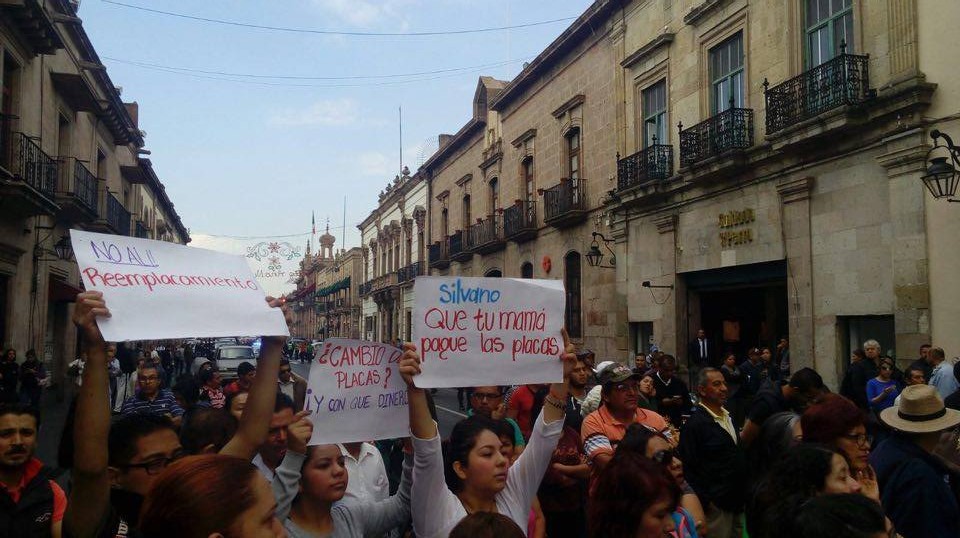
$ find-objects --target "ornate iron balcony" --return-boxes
[398,261,423,284]
[466,214,504,254]
[428,241,449,269]
[764,52,871,134]
[106,193,131,236]
[680,108,754,166]
[72,160,99,214]
[359,281,373,296]
[10,132,57,198]
[503,200,537,242]
[543,178,587,228]
[616,145,673,191]
[449,230,471,262]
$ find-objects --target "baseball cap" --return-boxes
[597,363,640,386]
[593,360,616,375]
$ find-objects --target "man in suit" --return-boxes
[688,328,711,386]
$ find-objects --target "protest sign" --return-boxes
[412,276,565,388]
[304,338,409,445]
[71,229,289,341]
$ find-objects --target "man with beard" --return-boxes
[0,403,66,536]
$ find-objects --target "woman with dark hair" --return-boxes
[399,340,575,537]
[278,442,413,537]
[789,494,892,538]
[751,410,802,478]
[139,454,284,537]
[450,512,526,538]
[802,393,872,474]
[588,451,681,538]
[227,390,249,421]
[619,424,704,537]
[747,444,876,538]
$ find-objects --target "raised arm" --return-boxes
[543,329,576,424]
[221,296,291,458]
[64,291,112,537]
[399,343,435,440]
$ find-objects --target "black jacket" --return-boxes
[0,463,54,538]
[678,405,748,512]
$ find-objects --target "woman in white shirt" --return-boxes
[397,337,576,538]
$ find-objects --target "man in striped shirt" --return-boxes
[119,365,184,427]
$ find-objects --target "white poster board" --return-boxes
[304,339,409,445]
[71,229,289,341]
[412,276,565,388]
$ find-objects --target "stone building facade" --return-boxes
[315,246,363,340]
[0,0,188,388]
[423,8,625,358]
[415,0,957,388]
[358,168,428,343]
[605,0,953,388]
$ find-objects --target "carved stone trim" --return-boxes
[621,33,675,69]
[551,94,585,119]
[455,173,473,187]
[777,177,814,204]
[684,0,732,25]
[510,128,537,148]
[413,206,426,230]
[654,214,678,234]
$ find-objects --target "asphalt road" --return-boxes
[290,360,465,439]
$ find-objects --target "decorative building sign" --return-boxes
[718,208,755,248]
[189,233,309,297]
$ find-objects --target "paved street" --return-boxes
[291,360,465,439]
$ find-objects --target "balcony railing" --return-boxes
[679,108,754,166]
[764,52,871,134]
[428,241,449,269]
[106,192,131,236]
[359,281,373,296]
[9,132,57,198]
[503,200,537,242]
[466,214,504,254]
[371,272,398,292]
[543,178,587,228]
[398,261,423,284]
[72,160,99,214]
[617,145,673,191]
[449,230,470,261]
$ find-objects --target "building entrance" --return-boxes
[684,260,789,365]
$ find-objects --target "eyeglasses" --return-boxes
[473,393,501,401]
[651,449,677,465]
[121,450,187,475]
[842,433,873,448]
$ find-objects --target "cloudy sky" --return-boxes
[81,0,594,250]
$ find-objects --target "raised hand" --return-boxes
[72,291,110,345]
[398,343,422,390]
[263,296,293,346]
[286,410,314,455]
[560,328,576,379]
[857,465,880,502]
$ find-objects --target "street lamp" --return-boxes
[585,232,616,269]
[921,129,960,202]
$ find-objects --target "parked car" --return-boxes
[215,345,256,382]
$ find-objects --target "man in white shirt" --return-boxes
[338,441,389,503]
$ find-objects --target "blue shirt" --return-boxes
[120,388,184,418]
[930,362,960,399]
[866,378,899,412]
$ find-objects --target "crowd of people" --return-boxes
[0,294,958,537]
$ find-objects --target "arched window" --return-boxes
[521,262,533,279]
[564,251,582,338]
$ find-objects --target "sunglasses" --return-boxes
[651,449,677,465]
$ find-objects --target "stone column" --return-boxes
[777,177,816,377]
[876,128,931,363]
